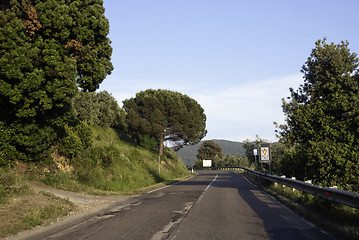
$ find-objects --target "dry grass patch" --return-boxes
[0,188,74,238]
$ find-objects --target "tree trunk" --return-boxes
[159,132,164,156]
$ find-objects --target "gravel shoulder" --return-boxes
[33,185,128,207]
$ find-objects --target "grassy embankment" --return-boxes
[45,126,190,193]
[243,172,359,240]
[0,126,191,238]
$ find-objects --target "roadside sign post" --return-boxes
[253,149,258,165]
[259,143,271,172]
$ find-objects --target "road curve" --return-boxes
[18,171,334,240]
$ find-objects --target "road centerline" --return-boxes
[151,173,218,240]
[205,174,218,191]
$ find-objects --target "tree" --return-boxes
[278,39,359,191]
[196,140,223,160]
[72,91,124,128]
[123,89,207,156]
[0,0,112,163]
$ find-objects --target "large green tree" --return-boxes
[196,140,223,160]
[123,89,207,156]
[278,39,359,191]
[0,0,112,163]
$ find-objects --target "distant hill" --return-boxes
[174,139,246,167]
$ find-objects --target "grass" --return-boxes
[15,126,191,195]
[38,126,191,194]
[243,172,359,240]
[0,168,74,238]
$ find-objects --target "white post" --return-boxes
[158,155,161,175]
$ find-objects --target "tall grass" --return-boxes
[43,126,190,194]
[0,168,29,203]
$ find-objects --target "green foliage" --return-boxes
[58,121,93,158]
[192,159,203,169]
[72,128,190,192]
[0,122,17,165]
[123,89,207,155]
[278,39,359,191]
[97,91,123,128]
[193,153,244,168]
[72,91,124,128]
[72,92,99,124]
[0,0,112,162]
[138,134,158,152]
[196,140,223,160]
[43,127,190,193]
[213,154,241,167]
[65,0,114,91]
[175,139,246,167]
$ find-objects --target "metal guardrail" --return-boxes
[216,166,359,209]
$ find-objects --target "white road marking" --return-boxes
[205,174,218,191]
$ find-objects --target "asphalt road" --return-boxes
[20,171,334,240]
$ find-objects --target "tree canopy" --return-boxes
[73,91,124,128]
[196,140,223,160]
[0,0,112,163]
[278,39,359,191]
[123,89,207,156]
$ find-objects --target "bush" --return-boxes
[73,91,125,128]
[138,134,158,152]
[58,121,93,158]
[0,121,56,162]
[0,122,16,165]
[42,172,72,189]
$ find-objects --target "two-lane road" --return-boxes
[20,171,334,240]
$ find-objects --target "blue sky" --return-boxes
[99,0,359,142]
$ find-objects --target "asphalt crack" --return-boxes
[150,202,194,240]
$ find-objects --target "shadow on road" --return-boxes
[200,171,334,240]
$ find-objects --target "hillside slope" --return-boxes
[45,126,191,193]
[175,139,246,167]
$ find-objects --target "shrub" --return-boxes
[58,121,93,158]
[0,122,16,165]
[138,134,158,152]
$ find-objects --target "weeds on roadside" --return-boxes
[0,167,30,203]
[22,203,70,228]
[0,168,74,238]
